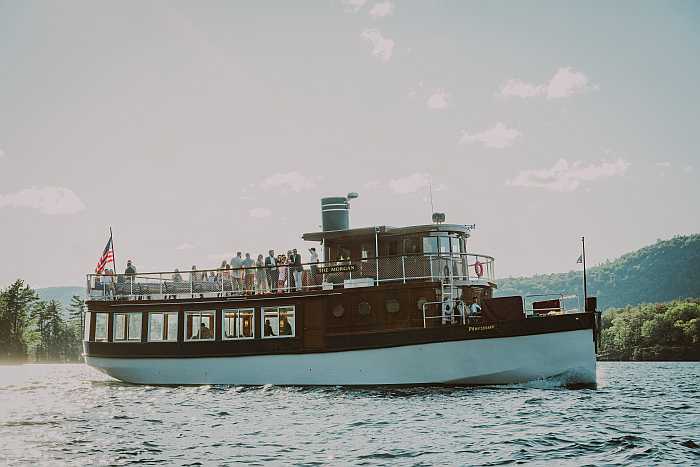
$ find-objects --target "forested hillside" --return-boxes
[496,235,700,310]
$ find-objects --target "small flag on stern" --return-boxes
[95,234,114,273]
[576,254,583,264]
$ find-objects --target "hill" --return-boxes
[495,234,700,310]
[36,287,85,311]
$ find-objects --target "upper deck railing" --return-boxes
[86,253,495,301]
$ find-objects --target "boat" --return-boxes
[83,195,601,386]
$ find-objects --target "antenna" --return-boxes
[428,179,435,215]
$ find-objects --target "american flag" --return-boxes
[95,234,114,273]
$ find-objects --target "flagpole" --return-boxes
[110,226,117,272]
[582,236,588,302]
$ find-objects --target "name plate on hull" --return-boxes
[318,264,357,274]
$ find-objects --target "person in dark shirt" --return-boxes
[125,260,136,275]
[264,319,276,337]
[279,317,293,336]
[198,322,212,339]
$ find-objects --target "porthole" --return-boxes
[385,299,400,314]
[358,301,371,316]
[417,297,428,311]
[332,304,345,318]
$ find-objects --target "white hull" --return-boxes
[86,329,596,386]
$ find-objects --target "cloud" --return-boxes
[683,165,693,173]
[0,186,86,215]
[497,67,596,100]
[260,171,319,192]
[655,161,671,168]
[0,147,5,159]
[507,158,630,192]
[249,207,272,218]
[175,242,195,251]
[459,122,522,149]
[361,29,395,62]
[342,0,368,12]
[426,89,449,110]
[369,1,394,18]
[389,173,431,194]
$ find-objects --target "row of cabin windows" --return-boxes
[330,235,466,260]
[88,306,295,342]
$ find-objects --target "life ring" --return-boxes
[474,260,484,278]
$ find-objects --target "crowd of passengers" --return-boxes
[95,248,321,295]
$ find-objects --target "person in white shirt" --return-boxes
[469,297,482,316]
[230,252,243,292]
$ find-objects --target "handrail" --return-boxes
[86,253,497,300]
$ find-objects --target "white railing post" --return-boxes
[160,273,163,296]
[401,255,406,284]
[429,256,434,280]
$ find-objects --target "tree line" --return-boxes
[599,298,700,361]
[0,279,84,363]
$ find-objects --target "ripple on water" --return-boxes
[0,362,699,465]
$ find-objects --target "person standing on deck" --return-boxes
[242,253,255,293]
[231,252,243,293]
[255,254,267,293]
[124,260,136,288]
[308,247,319,286]
[292,248,303,291]
[265,250,278,293]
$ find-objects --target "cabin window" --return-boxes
[185,311,215,341]
[113,312,142,342]
[358,301,372,316]
[385,239,400,256]
[94,313,108,341]
[450,237,462,254]
[148,312,178,342]
[422,237,438,254]
[385,299,400,314]
[223,308,254,340]
[438,236,450,254]
[332,304,345,318]
[261,306,295,338]
[403,237,420,255]
[84,311,92,341]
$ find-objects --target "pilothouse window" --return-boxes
[261,306,295,338]
[423,237,438,254]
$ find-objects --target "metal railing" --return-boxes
[86,253,496,300]
[524,293,579,316]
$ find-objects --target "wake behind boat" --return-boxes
[83,195,600,386]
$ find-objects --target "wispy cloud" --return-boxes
[497,67,597,100]
[369,1,394,19]
[389,173,431,194]
[361,29,395,62]
[260,172,319,192]
[426,89,449,110]
[507,158,629,192]
[459,122,522,149]
[249,207,272,218]
[0,147,5,159]
[0,186,86,215]
[342,0,368,13]
[175,242,195,251]
[655,161,671,168]
[683,165,693,173]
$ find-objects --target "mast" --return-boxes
[582,236,588,301]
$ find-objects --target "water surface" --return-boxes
[0,362,698,465]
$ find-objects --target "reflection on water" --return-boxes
[0,362,698,465]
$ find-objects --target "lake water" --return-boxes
[0,362,698,466]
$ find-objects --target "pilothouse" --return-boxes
[83,194,600,386]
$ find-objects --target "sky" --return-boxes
[1,0,698,288]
